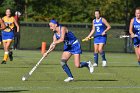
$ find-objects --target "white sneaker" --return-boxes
[64,77,74,82]
[102,61,107,67]
[87,61,94,73]
[93,63,98,67]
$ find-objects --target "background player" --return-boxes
[43,19,94,82]
[0,18,6,45]
[1,8,19,64]
[84,10,111,67]
[129,7,140,65]
[13,11,21,50]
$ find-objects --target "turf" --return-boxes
[0,50,139,93]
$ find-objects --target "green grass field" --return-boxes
[0,50,139,93]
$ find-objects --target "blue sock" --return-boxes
[100,51,106,61]
[62,64,73,78]
[138,61,140,65]
[94,53,98,64]
[80,62,88,68]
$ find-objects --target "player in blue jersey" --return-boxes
[85,10,111,67]
[43,19,94,82]
[129,7,140,65]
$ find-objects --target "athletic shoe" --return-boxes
[93,63,98,67]
[102,60,107,67]
[9,51,13,61]
[1,60,6,64]
[87,61,94,73]
[64,77,74,82]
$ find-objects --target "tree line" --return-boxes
[0,0,139,23]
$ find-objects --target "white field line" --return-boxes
[0,86,140,90]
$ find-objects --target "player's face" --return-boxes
[95,11,100,19]
[135,9,140,19]
[6,9,11,17]
[49,23,57,31]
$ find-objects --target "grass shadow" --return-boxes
[75,79,118,82]
[0,90,29,92]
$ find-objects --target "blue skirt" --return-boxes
[63,40,82,54]
[1,30,14,42]
[94,36,107,44]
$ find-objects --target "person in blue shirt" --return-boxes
[43,19,94,82]
[129,7,140,65]
[85,10,111,67]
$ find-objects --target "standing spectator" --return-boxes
[13,11,21,50]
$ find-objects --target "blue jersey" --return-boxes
[93,17,106,36]
[54,26,82,54]
[93,17,107,44]
[133,17,140,36]
[132,17,140,47]
[54,26,77,45]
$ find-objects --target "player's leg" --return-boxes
[93,44,99,66]
[134,47,140,65]
[73,54,94,73]
[1,41,12,64]
[98,43,107,67]
[133,37,140,65]
[9,49,13,61]
[0,35,2,45]
[61,52,74,82]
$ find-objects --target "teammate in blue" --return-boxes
[84,10,111,67]
[129,7,140,65]
[43,19,94,82]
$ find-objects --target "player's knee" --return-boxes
[60,59,67,66]
[137,56,140,61]
[94,49,98,53]
[98,49,103,53]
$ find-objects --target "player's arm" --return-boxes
[86,23,95,39]
[13,18,19,32]
[129,18,135,38]
[102,18,111,35]
[43,35,57,57]
[48,35,57,51]
[0,18,6,30]
[53,27,66,45]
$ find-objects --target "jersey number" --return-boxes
[96,27,100,32]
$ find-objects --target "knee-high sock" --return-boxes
[62,64,73,78]
[138,61,140,65]
[80,62,88,68]
[3,52,9,61]
[94,53,98,64]
[100,51,106,61]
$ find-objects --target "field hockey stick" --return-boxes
[22,47,53,81]
[120,34,138,38]
[82,35,104,42]
[82,37,94,42]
